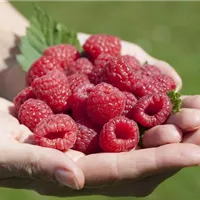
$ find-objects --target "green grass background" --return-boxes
[1,1,200,200]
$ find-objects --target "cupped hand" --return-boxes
[1,33,200,197]
[1,95,200,197]
[0,98,85,191]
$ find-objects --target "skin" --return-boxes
[1,1,200,197]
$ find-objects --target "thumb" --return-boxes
[77,143,200,187]
[0,142,85,190]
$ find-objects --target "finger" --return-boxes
[65,149,85,162]
[167,108,200,132]
[0,97,15,115]
[181,95,200,110]
[77,143,200,187]
[0,143,84,190]
[78,33,182,90]
[182,129,200,145]
[142,124,182,148]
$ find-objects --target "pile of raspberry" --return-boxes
[13,34,176,154]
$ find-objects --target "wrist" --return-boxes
[0,2,28,99]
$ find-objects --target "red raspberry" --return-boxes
[68,74,90,94]
[89,53,113,84]
[73,118,101,154]
[132,74,176,98]
[18,99,53,131]
[26,56,63,85]
[104,56,140,92]
[122,55,141,70]
[99,116,139,152]
[67,58,93,76]
[94,53,113,66]
[153,74,176,93]
[132,77,157,98]
[83,34,121,60]
[139,64,161,77]
[122,92,137,116]
[34,114,78,151]
[70,83,95,120]
[32,70,71,113]
[13,86,35,112]
[43,44,80,69]
[87,83,125,126]
[130,93,172,128]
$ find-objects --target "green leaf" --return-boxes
[167,90,182,114]
[17,4,82,72]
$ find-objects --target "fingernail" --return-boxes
[55,169,80,190]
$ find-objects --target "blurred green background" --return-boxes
[1,1,200,200]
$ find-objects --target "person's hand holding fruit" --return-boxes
[1,2,200,198]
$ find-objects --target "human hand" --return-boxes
[0,3,199,196]
[0,97,85,191]
[1,95,200,197]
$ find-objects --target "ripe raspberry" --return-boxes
[104,56,140,92]
[68,74,90,94]
[122,92,137,116]
[43,44,80,69]
[87,83,125,126]
[130,93,172,128]
[122,55,141,70]
[154,74,176,93]
[34,114,78,151]
[26,56,64,85]
[73,118,101,154]
[94,53,113,66]
[70,83,95,120]
[18,99,53,131]
[89,53,113,84]
[13,86,35,112]
[139,64,161,77]
[132,74,176,98]
[32,70,71,113]
[67,58,94,76]
[99,116,139,152]
[83,34,121,60]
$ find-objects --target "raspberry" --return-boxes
[122,55,141,70]
[154,74,176,93]
[67,58,93,76]
[87,83,125,126]
[34,114,78,151]
[89,53,113,84]
[18,99,53,131]
[70,83,95,120]
[43,44,80,69]
[83,34,121,60]
[32,70,71,113]
[139,64,161,77]
[130,93,172,128]
[26,56,63,85]
[122,92,137,116]
[94,53,113,66]
[104,56,140,92]
[99,116,139,152]
[73,118,100,154]
[132,74,176,98]
[13,86,35,112]
[68,74,90,94]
